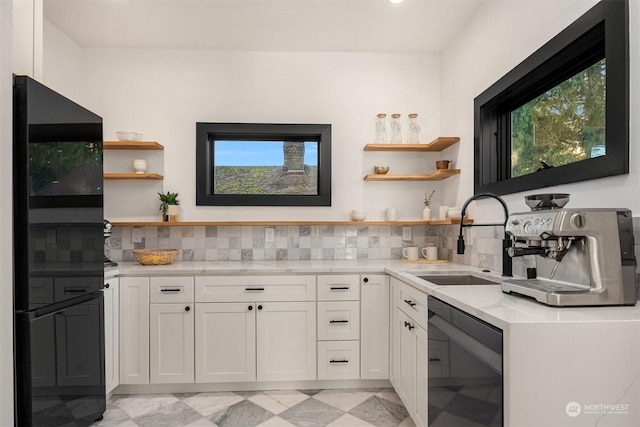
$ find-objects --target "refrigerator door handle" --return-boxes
[30,291,103,320]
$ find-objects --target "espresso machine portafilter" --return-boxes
[104,219,118,267]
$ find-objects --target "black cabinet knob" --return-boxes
[363,277,369,283]
[105,283,110,288]
[258,305,263,310]
[185,306,191,312]
[248,305,253,310]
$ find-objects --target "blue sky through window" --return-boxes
[215,140,318,166]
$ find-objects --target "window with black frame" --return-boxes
[474,0,628,196]
[195,123,331,206]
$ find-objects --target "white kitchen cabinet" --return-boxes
[196,301,315,383]
[318,340,360,380]
[316,275,360,380]
[104,277,119,394]
[393,278,429,427]
[317,275,360,301]
[389,278,400,389]
[396,308,428,427]
[195,302,256,383]
[257,301,316,381]
[317,301,360,341]
[150,303,194,383]
[195,276,316,383]
[149,276,195,384]
[119,276,149,385]
[360,274,389,380]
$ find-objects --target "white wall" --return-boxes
[1,0,14,424]
[42,18,83,103]
[78,49,443,221]
[440,0,639,221]
[12,0,42,79]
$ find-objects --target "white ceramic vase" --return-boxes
[422,206,431,221]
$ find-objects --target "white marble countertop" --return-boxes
[106,260,640,330]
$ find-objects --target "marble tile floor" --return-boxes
[93,388,417,427]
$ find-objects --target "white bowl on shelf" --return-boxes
[116,131,143,141]
[351,210,367,221]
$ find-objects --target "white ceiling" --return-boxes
[43,0,485,54]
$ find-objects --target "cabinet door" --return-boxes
[195,303,256,383]
[119,277,149,385]
[389,279,400,388]
[396,310,414,411]
[361,274,389,379]
[104,277,119,394]
[413,325,428,427]
[150,303,194,384]
[257,301,316,381]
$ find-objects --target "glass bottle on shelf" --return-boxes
[408,113,420,143]
[375,113,387,143]
[390,113,402,143]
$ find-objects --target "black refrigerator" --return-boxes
[13,75,106,426]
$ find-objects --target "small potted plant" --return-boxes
[158,191,180,222]
[423,190,435,221]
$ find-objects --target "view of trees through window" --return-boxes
[511,58,606,178]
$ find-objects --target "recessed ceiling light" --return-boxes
[389,0,404,4]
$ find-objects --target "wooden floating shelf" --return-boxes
[104,173,164,180]
[104,141,164,150]
[111,219,473,227]
[364,137,460,152]
[364,169,460,181]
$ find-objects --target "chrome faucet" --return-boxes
[456,193,512,277]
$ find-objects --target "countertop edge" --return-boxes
[105,260,640,328]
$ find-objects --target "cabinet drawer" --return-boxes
[317,275,360,301]
[150,277,194,303]
[195,275,315,302]
[318,301,360,341]
[318,341,360,380]
[397,282,427,329]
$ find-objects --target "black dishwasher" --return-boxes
[427,296,503,426]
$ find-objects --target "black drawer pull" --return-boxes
[245,287,265,291]
[404,321,415,330]
[160,288,182,293]
[329,286,350,290]
[429,358,441,362]
[404,299,417,307]
[329,320,349,324]
[329,359,349,363]
[64,288,86,293]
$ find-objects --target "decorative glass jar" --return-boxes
[390,113,402,143]
[375,113,387,143]
[408,113,420,143]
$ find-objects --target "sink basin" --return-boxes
[415,274,500,286]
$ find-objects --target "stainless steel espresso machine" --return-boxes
[502,194,637,306]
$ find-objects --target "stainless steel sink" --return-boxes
[415,274,500,286]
